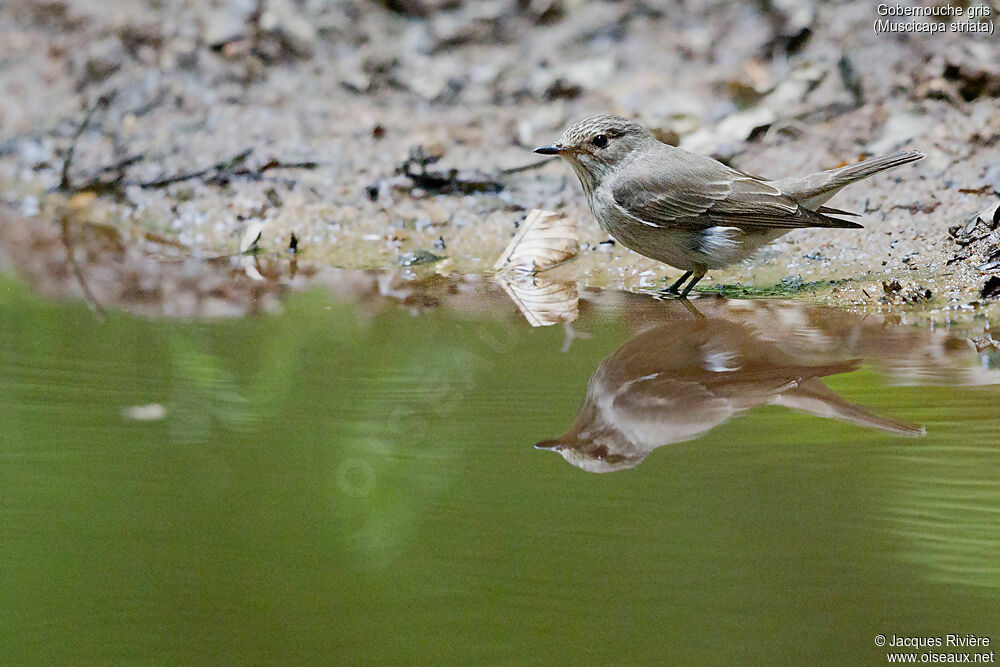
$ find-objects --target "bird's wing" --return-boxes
[816,205,859,216]
[609,374,736,442]
[611,162,862,230]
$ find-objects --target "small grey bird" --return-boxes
[535,315,924,473]
[535,115,924,296]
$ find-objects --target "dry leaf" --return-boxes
[496,271,578,327]
[240,255,266,281]
[493,209,578,272]
[240,221,265,254]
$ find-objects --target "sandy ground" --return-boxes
[0,0,998,320]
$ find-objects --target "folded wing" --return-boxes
[612,162,862,230]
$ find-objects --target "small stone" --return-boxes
[398,249,445,266]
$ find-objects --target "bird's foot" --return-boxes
[676,265,707,299]
[659,271,693,298]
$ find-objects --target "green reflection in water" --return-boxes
[1,275,999,664]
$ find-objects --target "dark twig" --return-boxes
[60,217,105,319]
[59,98,104,191]
[234,158,320,177]
[139,148,254,188]
[393,145,504,195]
[96,153,147,175]
[62,153,147,199]
[140,151,318,188]
[58,139,317,197]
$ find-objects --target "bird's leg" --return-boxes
[678,297,707,319]
[663,271,692,295]
[679,264,707,298]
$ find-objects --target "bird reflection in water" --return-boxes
[534,308,925,473]
[491,207,927,473]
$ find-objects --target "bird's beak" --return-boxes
[533,144,564,155]
[534,439,563,451]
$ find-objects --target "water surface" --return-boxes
[2,266,999,664]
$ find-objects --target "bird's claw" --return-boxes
[655,287,686,300]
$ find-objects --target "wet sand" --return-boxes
[1,0,998,319]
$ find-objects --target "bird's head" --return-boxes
[532,397,648,474]
[534,434,647,474]
[535,115,652,190]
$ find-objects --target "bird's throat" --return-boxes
[570,161,599,200]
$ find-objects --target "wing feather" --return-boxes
[611,163,862,230]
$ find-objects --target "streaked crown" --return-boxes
[558,114,650,149]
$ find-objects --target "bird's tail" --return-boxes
[771,377,926,437]
[773,150,925,209]
[826,150,926,184]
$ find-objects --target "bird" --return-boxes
[534,115,924,297]
[534,313,925,473]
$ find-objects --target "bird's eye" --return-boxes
[592,134,609,149]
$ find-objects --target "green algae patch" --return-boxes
[698,276,852,298]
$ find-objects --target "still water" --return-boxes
[2,266,999,664]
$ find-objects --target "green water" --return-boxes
[2,275,999,664]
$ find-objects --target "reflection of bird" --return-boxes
[535,115,923,296]
[536,316,924,473]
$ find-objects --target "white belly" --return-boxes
[607,219,788,271]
